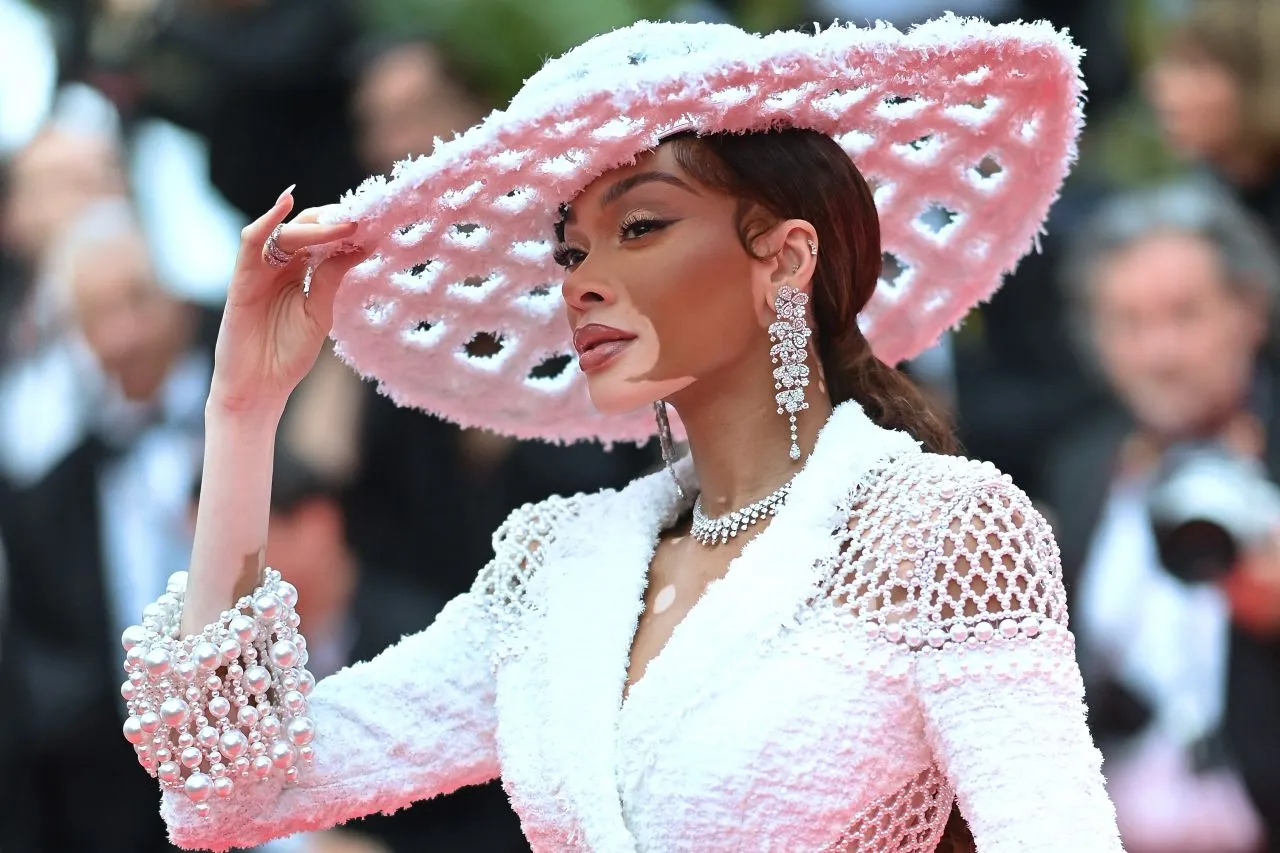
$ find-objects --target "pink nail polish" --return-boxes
[278,183,297,203]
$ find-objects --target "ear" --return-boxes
[1235,278,1272,349]
[749,219,820,330]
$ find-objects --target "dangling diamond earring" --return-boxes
[770,284,812,462]
[653,400,687,502]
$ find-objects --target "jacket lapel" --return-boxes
[528,402,919,850]
[536,465,687,852]
[619,402,921,731]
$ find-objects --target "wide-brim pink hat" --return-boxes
[320,15,1084,445]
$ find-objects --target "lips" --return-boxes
[573,323,636,373]
[573,323,635,355]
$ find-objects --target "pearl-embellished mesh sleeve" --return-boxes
[120,503,551,851]
[904,469,1122,852]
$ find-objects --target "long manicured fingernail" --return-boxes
[277,183,297,204]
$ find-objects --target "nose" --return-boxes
[560,270,614,313]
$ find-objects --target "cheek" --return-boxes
[626,237,760,379]
[586,312,696,415]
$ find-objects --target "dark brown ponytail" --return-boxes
[672,127,971,850]
[670,129,959,455]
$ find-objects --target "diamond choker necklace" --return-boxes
[690,478,795,547]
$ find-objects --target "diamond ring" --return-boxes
[262,225,295,268]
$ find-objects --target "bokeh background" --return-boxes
[2,0,1280,851]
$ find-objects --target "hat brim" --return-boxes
[323,15,1083,445]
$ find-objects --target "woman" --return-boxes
[120,17,1122,852]
[1147,0,1280,241]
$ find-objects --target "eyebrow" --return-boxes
[560,170,699,227]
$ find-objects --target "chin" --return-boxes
[586,373,694,416]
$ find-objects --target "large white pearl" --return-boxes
[166,571,188,594]
[159,698,190,727]
[208,696,232,719]
[180,746,204,768]
[237,705,260,727]
[253,594,281,620]
[197,726,220,749]
[219,730,249,760]
[193,642,220,671]
[123,716,145,744]
[269,640,297,668]
[260,716,281,738]
[278,581,298,607]
[158,761,182,784]
[185,772,213,802]
[139,711,162,734]
[125,646,145,672]
[121,625,149,651]
[286,717,314,746]
[214,776,235,798]
[297,671,316,696]
[270,742,296,769]
[229,615,257,645]
[281,690,304,714]
[252,755,273,779]
[219,638,241,663]
[243,666,271,694]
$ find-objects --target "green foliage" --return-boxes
[357,0,807,102]
[359,0,678,101]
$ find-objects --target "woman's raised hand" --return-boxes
[210,186,371,416]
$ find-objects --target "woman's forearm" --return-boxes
[180,398,284,633]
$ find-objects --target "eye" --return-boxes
[618,214,669,241]
[553,243,587,270]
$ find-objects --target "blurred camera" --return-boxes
[1147,443,1280,584]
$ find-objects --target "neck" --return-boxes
[1127,391,1260,474]
[1214,146,1273,188]
[668,354,834,515]
[296,547,358,641]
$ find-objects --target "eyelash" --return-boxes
[552,215,670,270]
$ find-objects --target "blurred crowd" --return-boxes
[0,0,1278,851]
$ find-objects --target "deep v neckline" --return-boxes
[614,403,924,719]
[527,402,922,852]
[620,518,761,711]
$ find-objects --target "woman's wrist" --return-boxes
[206,382,288,430]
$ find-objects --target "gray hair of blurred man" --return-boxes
[1064,179,1280,365]
[29,194,139,343]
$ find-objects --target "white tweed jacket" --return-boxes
[154,402,1122,852]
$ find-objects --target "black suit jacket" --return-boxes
[0,436,180,852]
[1043,401,1280,848]
[0,311,217,852]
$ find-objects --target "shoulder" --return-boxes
[829,452,1068,642]
[910,454,1068,633]
[868,451,1051,534]
[849,451,1046,541]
